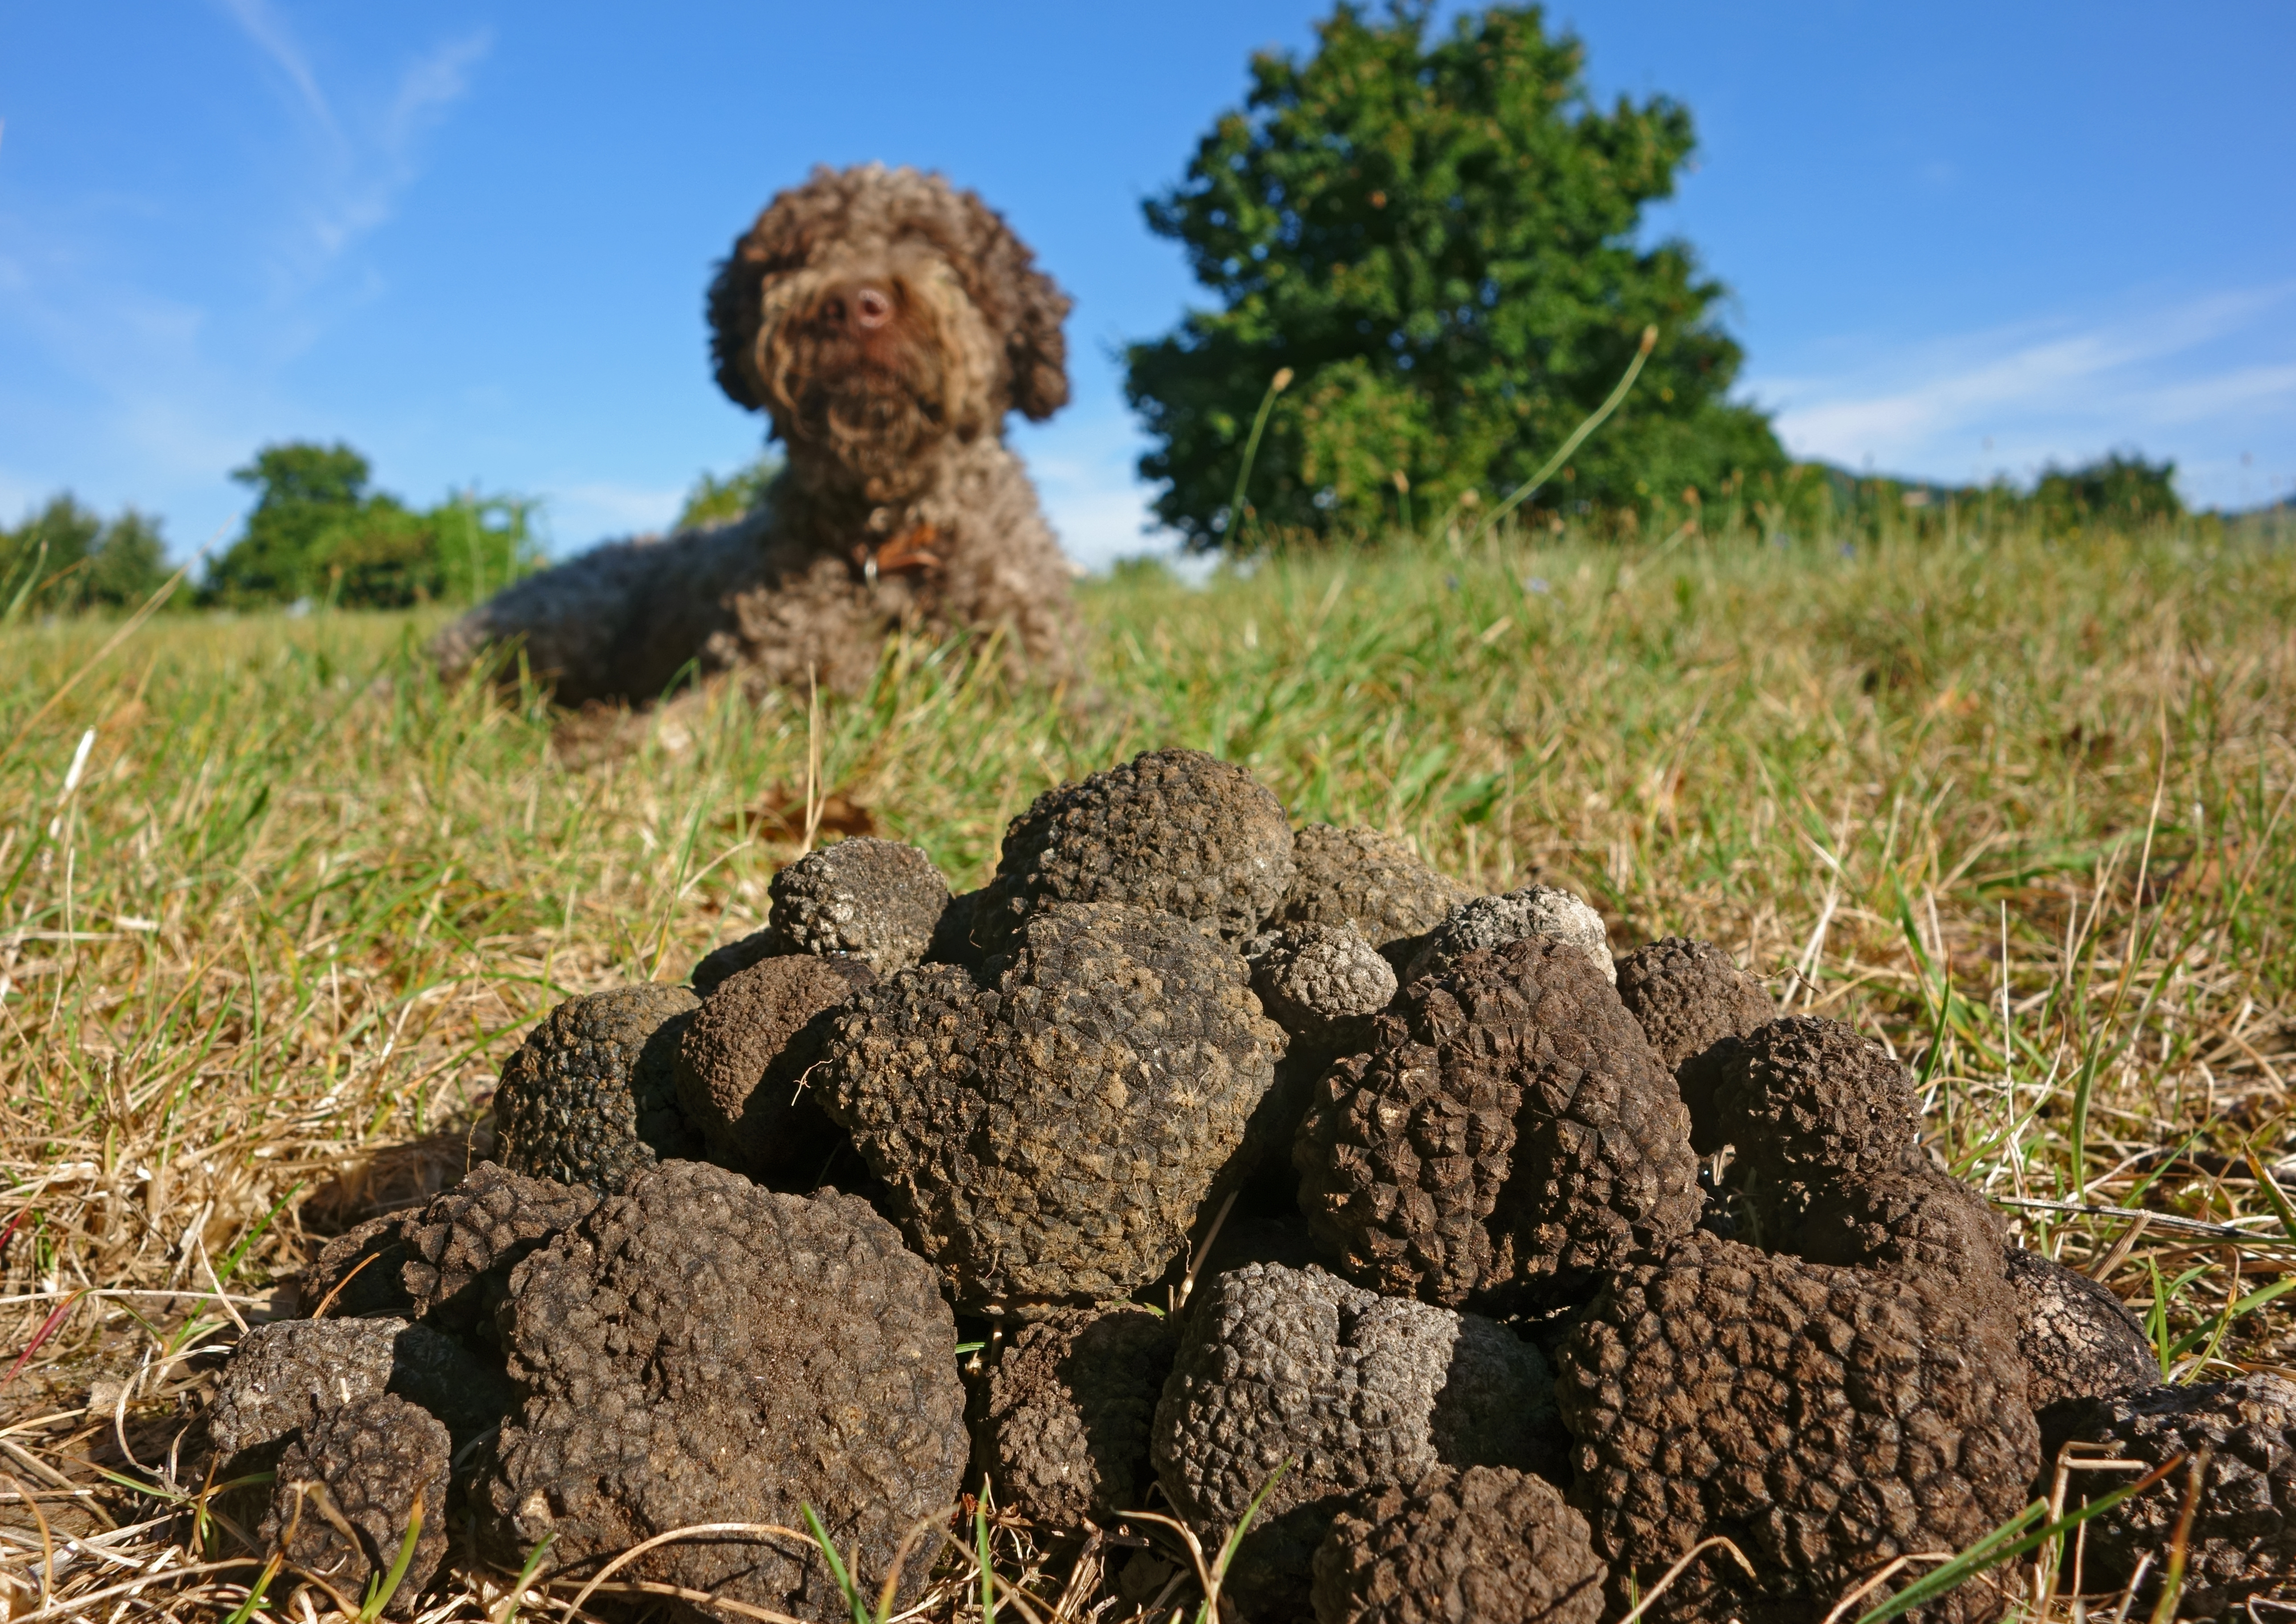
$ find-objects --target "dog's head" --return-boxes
[706,164,1071,500]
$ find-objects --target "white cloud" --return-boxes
[213,0,341,145]
[1013,406,1181,571]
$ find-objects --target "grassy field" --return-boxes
[1,517,2292,1620]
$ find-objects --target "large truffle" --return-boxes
[260,1393,450,1616]
[491,984,701,1193]
[1272,824,1470,958]
[209,1317,508,1460]
[2003,1246,2158,1413]
[2060,1373,2296,1618]
[673,954,875,1182]
[1295,937,1702,1311]
[981,1305,1178,1529]
[984,748,1295,945]
[1312,1466,1606,1624]
[1612,938,1774,1150]
[1404,887,1613,986]
[817,901,1283,1316]
[488,1161,967,1619]
[768,837,953,974]
[1555,1231,2039,1624]
[1152,1263,1564,1619]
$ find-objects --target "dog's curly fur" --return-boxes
[433,165,1082,705]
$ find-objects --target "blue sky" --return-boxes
[1,3,2290,572]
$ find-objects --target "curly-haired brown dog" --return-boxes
[433,164,1083,706]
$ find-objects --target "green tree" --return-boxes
[2,494,172,617]
[207,441,375,605]
[1125,0,1785,550]
[2032,452,2182,532]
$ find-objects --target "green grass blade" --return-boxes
[801,1501,871,1624]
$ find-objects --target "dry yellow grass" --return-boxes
[0,519,2290,1621]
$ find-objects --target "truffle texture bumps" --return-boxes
[492,984,701,1193]
[261,1393,450,1615]
[987,748,1295,943]
[674,954,875,1181]
[1152,1263,1563,1616]
[2002,1246,2158,1413]
[1555,1232,2039,1624]
[768,837,953,974]
[1295,938,1702,1310]
[818,902,1283,1316]
[1312,1467,1606,1624]
[1405,886,1613,986]
[1273,824,1470,956]
[982,1305,1177,1529]
[208,1317,505,1459]
[489,1161,966,1620]
[1612,938,1774,1151]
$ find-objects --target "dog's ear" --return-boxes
[706,244,771,411]
[1003,262,1072,422]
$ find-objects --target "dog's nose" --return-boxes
[824,283,896,332]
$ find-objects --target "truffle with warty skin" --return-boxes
[1271,824,1472,960]
[816,901,1283,1316]
[2001,1246,2158,1414]
[1246,922,1398,1060]
[674,954,875,1182]
[1404,886,1614,986]
[1311,1466,1607,1624]
[1295,937,1702,1311]
[982,748,1295,946]
[690,927,783,996]
[486,1161,967,1621]
[260,1393,450,1616]
[208,1316,510,1460]
[491,984,702,1194]
[981,1305,1178,1529]
[1555,1230,2040,1624]
[2060,1373,2296,1619]
[1152,1262,1565,1620]
[1707,1016,1923,1214]
[301,1214,416,1322]
[1612,938,1775,1151]
[768,837,953,974]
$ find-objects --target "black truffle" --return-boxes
[673,954,874,1182]
[1271,824,1470,959]
[2003,1246,2158,1413]
[768,837,953,974]
[260,1393,450,1616]
[690,926,782,996]
[817,901,1283,1316]
[395,1162,599,1342]
[1247,922,1397,1059]
[1295,937,1702,1311]
[1403,887,1613,987]
[491,984,702,1193]
[1152,1263,1565,1619]
[1555,1231,2039,1624]
[2060,1373,2296,1618]
[488,1161,967,1619]
[984,748,1295,945]
[209,1317,508,1460]
[301,1215,416,1321]
[1612,938,1775,1151]
[1708,1016,1923,1213]
[981,1305,1178,1529]
[1312,1466,1606,1624]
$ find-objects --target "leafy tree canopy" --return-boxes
[1125,0,1785,550]
[2,494,171,617]
[205,441,541,609]
[2032,451,2182,530]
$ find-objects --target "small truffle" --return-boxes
[1555,1231,2039,1624]
[260,1393,450,1616]
[1708,1015,1924,1213]
[1404,886,1613,986]
[981,1305,1178,1529]
[1612,938,1774,1150]
[395,1163,599,1341]
[1247,922,1397,1058]
[691,927,782,996]
[2064,1374,2296,1619]
[209,1317,507,1460]
[1152,1263,1564,1617]
[1295,938,1702,1311]
[1313,1466,1606,1624]
[491,984,701,1193]
[1272,824,1471,958]
[302,1215,416,1321]
[2003,1246,2158,1413]
[674,954,875,1182]
[984,748,1295,945]
[818,902,1283,1316]
[768,837,953,974]
[489,1161,967,1620]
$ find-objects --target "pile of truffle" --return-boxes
[208,750,2295,1622]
